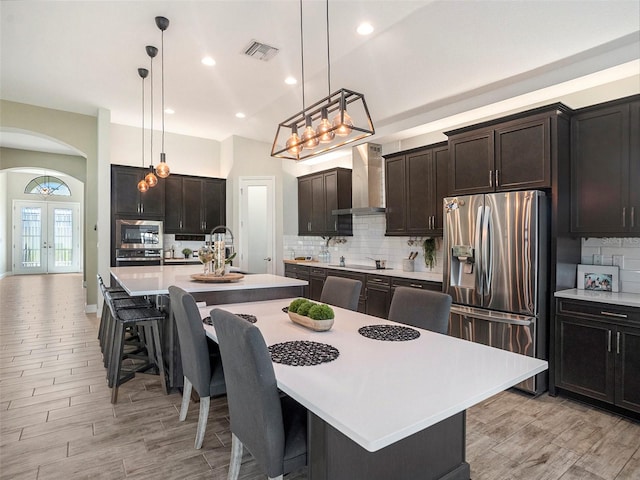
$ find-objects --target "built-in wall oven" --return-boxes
[115,219,163,266]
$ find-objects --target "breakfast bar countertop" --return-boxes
[110,265,307,296]
[555,288,640,308]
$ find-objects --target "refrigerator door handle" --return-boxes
[475,206,484,290]
[482,206,492,294]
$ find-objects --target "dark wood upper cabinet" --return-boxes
[384,142,448,236]
[297,167,352,236]
[164,174,226,234]
[571,95,640,236]
[111,165,165,218]
[446,105,569,196]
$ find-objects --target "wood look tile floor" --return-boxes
[1,274,638,480]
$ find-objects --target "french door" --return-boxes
[13,200,81,274]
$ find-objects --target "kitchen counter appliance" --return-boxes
[115,219,163,266]
[443,190,548,394]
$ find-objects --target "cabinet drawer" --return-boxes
[557,299,640,324]
[391,278,442,292]
[366,274,391,287]
[310,267,327,278]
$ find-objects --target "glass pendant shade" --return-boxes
[332,108,353,136]
[145,166,158,187]
[137,179,149,192]
[302,115,319,149]
[286,125,302,155]
[316,108,335,143]
[156,153,170,178]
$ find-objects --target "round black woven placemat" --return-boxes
[202,313,257,326]
[358,324,420,341]
[268,340,339,366]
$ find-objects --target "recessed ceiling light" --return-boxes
[164,108,175,115]
[285,76,297,85]
[235,112,246,119]
[357,22,374,35]
[201,56,216,66]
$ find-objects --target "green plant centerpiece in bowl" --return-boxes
[287,298,335,331]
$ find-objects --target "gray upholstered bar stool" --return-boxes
[168,286,226,449]
[387,287,452,334]
[212,308,307,480]
[320,276,362,311]
[104,292,168,403]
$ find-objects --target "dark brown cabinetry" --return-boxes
[391,277,442,296]
[555,298,640,414]
[384,143,448,236]
[165,174,226,234]
[111,165,165,218]
[309,267,327,301]
[365,274,391,319]
[298,168,352,236]
[446,106,570,196]
[284,263,310,298]
[570,96,640,236]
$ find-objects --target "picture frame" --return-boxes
[577,265,619,292]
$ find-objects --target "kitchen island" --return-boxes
[109,265,307,388]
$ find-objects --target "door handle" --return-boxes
[264,257,272,262]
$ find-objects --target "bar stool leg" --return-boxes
[110,321,126,402]
[151,320,168,395]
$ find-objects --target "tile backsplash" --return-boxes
[581,238,640,293]
[283,214,444,274]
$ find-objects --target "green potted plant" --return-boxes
[181,247,193,259]
[287,298,335,331]
[423,238,436,270]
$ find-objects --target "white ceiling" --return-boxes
[1,0,639,155]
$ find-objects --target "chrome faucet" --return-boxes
[209,225,234,246]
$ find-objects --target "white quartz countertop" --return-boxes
[110,265,307,296]
[288,261,443,283]
[163,258,201,264]
[201,298,547,452]
[555,289,640,308]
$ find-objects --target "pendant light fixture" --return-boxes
[144,45,159,188]
[271,0,374,161]
[137,68,150,193]
[154,16,171,179]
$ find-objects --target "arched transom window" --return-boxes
[24,175,71,197]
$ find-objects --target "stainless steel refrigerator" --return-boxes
[443,190,548,394]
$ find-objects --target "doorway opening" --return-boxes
[239,177,275,274]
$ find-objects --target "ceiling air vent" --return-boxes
[243,40,279,61]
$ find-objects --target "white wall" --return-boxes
[0,171,6,277]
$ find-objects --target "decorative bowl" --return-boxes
[288,311,334,331]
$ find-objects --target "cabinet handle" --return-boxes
[488,170,493,187]
[308,222,311,232]
[409,283,423,288]
[495,169,500,187]
[179,220,182,229]
[616,331,621,355]
[608,330,612,352]
[601,311,628,319]
[371,278,383,283]
[622,207,626,228]
[632,207,636,228]
[335,220,337,231]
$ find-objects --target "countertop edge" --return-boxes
[554,289,640,308]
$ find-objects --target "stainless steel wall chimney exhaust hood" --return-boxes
[332,143,385,215]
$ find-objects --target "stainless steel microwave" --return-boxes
[115,219,163,250]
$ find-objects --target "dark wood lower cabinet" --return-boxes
[555,298,640,414]
[365,275,391,319]
[309,267,327,301]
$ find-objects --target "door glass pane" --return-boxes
[21,207,42,268]
[53,208,73,267]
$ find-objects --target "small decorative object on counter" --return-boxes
[339,256,345,267]
[197,245,214,274]
[181,248,192,259]
[423,238,436,270]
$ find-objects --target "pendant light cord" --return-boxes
[299,0,305,111]
[150,55,154,166]
[325,0,331,96]
[161,29,165,153]
[141,74,145,168]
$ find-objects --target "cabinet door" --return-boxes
[309,276,325,301]
[298,177,313,235]
[164,176,184,233]
[310,174,325,235]
[495,116,550,190]
[202,179,225,233]
[112,167,143,216]
[432,145,449,233]
[406,150,431,234]
[556,315,615,403]
[615,325,640,413]
[448,130,494,195]
[324,171,339,235]
[385,155,406,234]
[629,100,640,233]
[140,179,165,217]
[182,178,204,233]
[571,104,629,234]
